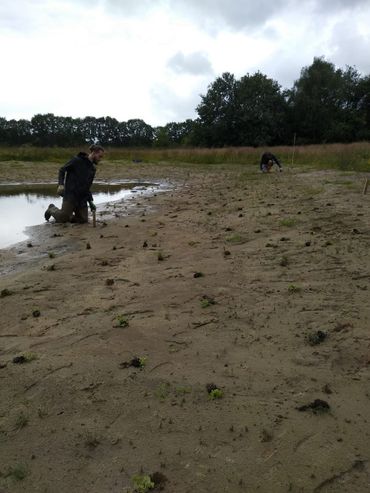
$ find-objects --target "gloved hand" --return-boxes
[57,185,65,196]
[89,201,96,212]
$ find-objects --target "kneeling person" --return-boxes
[45,144,104,223]
[260,151,282,173]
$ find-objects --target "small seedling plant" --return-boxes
[131,474,155,493]
[116,315,129,327]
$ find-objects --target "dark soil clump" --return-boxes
[297,399,330,413]
[307,330,327,346]
[206,383,219,394]
[119,357,142,369]
[12,355,27,364]
[150,471,168,491]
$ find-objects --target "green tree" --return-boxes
[235,72,288,146]
[288,57,366,143]
[357,75,370,140]
[153,120,196,147]
[196,72,238,146]
[31,113,61,146]
[126,119,154,146]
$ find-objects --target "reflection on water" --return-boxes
[0,182,153,248]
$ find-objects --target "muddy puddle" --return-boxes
[0,180,167,249]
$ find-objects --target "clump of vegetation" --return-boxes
[225,233,245,244]
[137,357,147,368]
[280,218,296,227]
[1,142,370,172]
[32,309,41,317]
[4,464,28,481]
[288,284,301,293]
[175,386,192,396]
[200,295,216,308]
[131,474,155,493]
[1,288,12,297]
[206,383,223,399]
[155,383,171,401]
[209,388,223,399]
[157,251,164,261]
[48,252,55,259]
[12,352,38,364]
[116,315,129,328]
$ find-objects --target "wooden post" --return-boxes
[92,210,96,227]
[291,133,297,167]
[363,178,369,195]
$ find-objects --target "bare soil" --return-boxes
[1,163,370,492]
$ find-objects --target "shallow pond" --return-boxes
[0,181,157,248]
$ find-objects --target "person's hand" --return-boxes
[57,185,64,196]
[89,201,96,212]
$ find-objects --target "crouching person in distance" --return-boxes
[44,144,104,223]
[260,151,283,173]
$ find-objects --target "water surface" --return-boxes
[0,181,156,248]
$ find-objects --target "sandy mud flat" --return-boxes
[1,162,370,492]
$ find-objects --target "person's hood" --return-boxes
[77,152,89,159]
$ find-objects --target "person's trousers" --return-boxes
[49,199,88,223]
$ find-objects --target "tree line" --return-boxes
[1,57,369,148]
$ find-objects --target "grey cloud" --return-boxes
[313,0,369,10]
[329,20,370,74]
[172,0,288,31]
[170,0,369,31]
[167,52,213,75]
[101,0,159,16]
[49,0,370,33]
[69,0,286,28]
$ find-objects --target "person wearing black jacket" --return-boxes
[44,144,104,223]
[260,151,283,173]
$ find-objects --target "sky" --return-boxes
[1,0,370,126]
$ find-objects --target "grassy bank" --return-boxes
[0,142,369,171]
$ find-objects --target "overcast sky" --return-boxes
[1,0,369,126]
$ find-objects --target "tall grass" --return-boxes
[0,142,369,171]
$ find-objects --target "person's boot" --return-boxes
[44,203,56,221]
